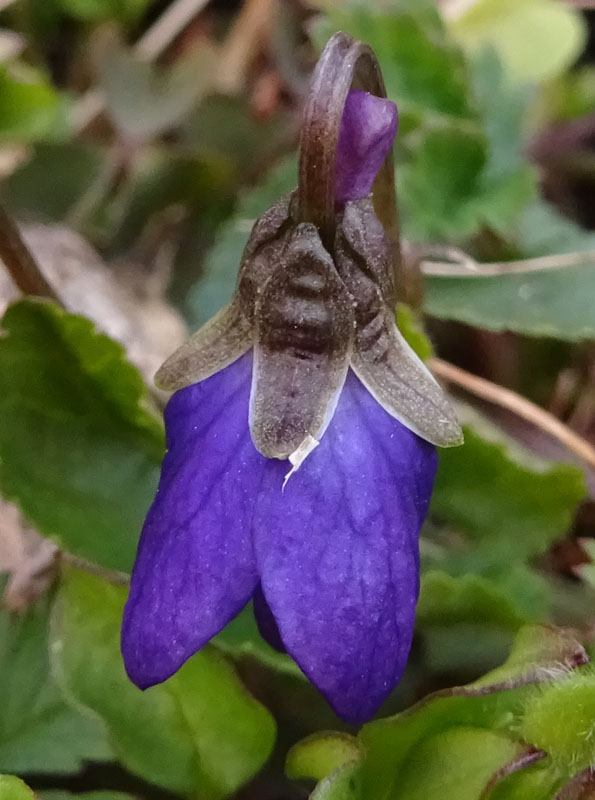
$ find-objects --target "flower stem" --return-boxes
[298,32,399,255]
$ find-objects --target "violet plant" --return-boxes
[1,2,595,798]
[121,32,462,723]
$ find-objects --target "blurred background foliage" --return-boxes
[1,0,595,798]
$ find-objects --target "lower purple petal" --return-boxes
[253,370,437,723]
[122,353,266,688]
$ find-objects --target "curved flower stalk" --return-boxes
[121,32,462,724]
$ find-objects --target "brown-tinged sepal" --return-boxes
[336,200,462,447]
[250,222,354,459]
[156,194,295,391]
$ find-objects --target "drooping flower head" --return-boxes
[121,33,462,724]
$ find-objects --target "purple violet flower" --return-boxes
[121,34,462,724]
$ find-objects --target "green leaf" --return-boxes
[108,146,232,253]
[521,671,595,777]
[52,567,276,799]
[416,566,534,700]
[424,201,595,341]
[286,732,364,800]
[543,66,595,124]
[392,727,523,800]
[313,2,472,122]
[57,0,150,23]
[313,2,538,240]
[0,66,68,143]
[287,733,363,782]
[468,47,538,232]
[3,143,105,222]
[295,625,585,800]
[310,762,363,800]
[424,265,595,342]
[470,48,530,178]
[399,125,487,240]
[0,598,112,774]
[427,417,581,629]
[417,571,527,630]
[41,794,134,800]
[0,300,163,572]
[97,37,211,141]
[488,764,561,800]
[0,776,35,800]
[182,93,296,181]
[432,425,586,567]
[516,201,595,258]
[399,121,535,240]
[450,0,586,84]
[357,625,586,800]
[471,624,587,691]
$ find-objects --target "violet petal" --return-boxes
[334,89,398,205]
[253,370,437,723]
[122,353,266,688]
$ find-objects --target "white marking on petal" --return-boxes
[283,435,320,489]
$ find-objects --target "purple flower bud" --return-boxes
[335,89,398,205]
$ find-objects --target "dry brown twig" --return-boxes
[419,245,595,278]
[432,358,595,470]
[214,0,275,94]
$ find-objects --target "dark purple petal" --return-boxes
[122,353,266,689]
[334,89,398,205]
[253,584,286,654]
[253,370,437,723]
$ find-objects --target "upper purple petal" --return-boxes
[253,370,437,723]
[121,353,266,689]
[334,89,398,205]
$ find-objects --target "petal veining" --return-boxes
[253,370,437,723]
[122,353,266,688]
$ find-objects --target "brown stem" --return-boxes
[214,0,274,94]
[298,32,399,255]
[419,244,595,277]
[0,203,60,303]
[431,358,595,470]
